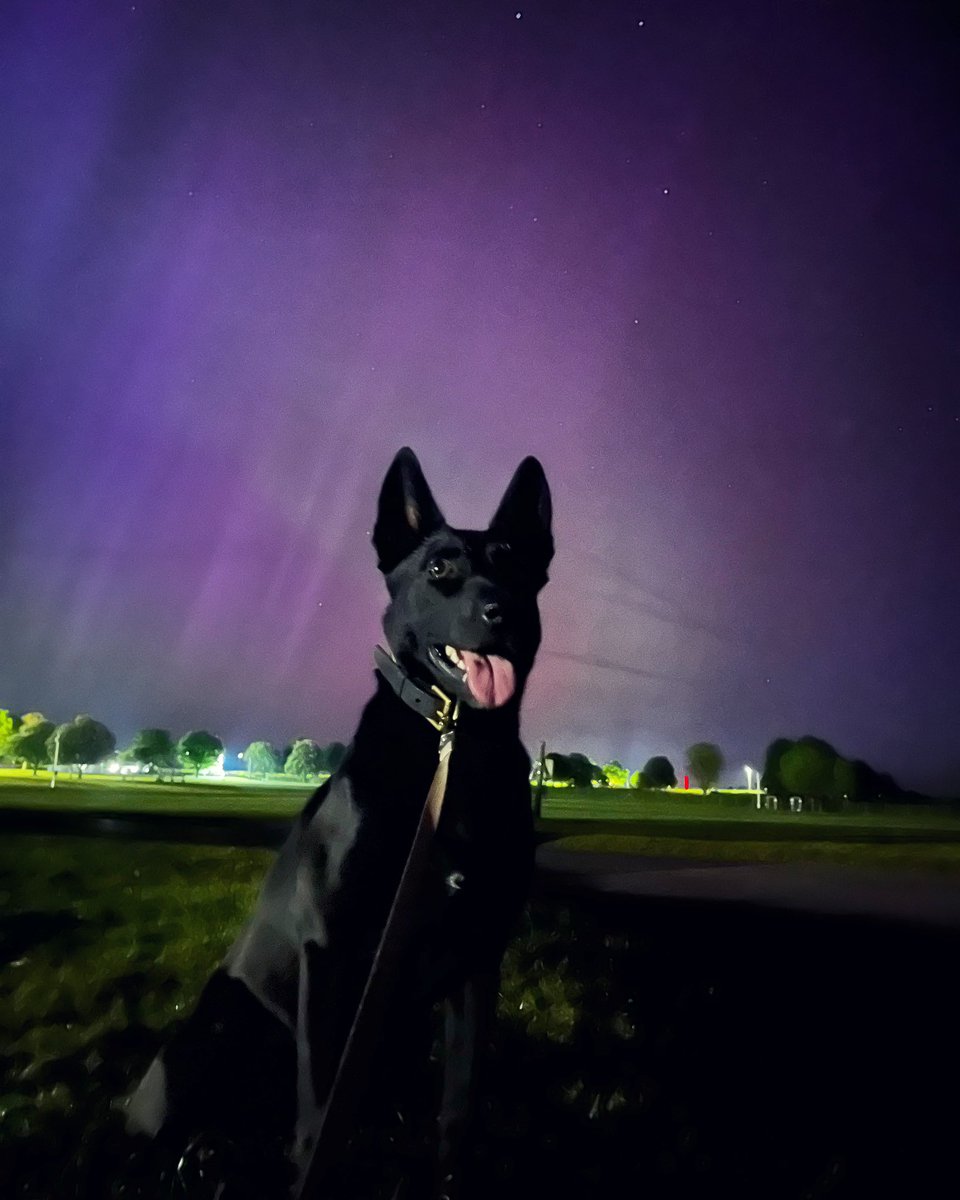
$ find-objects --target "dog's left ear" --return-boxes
[372,447,446,573]
[489,457,554,581]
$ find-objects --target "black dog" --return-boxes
[125,447,553,1198]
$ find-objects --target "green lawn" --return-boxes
[0,834,273,1190]
[539,784,960,832]
[539,786,960,873]
[0,769,313,818]
[1,830,952,1197]
[0,833,633,1193]
[4,771,960,875]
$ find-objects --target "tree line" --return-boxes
[1,707,919,802]
[537,736,919,804]
[759,736,914,804]
[0,710,346,783]
[244,738,347,780]
[537,742,724,791]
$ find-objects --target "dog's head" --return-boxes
[372,447,553,711]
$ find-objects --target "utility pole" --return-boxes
[534,741,546,820]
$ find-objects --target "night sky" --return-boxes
[2,1,958,794]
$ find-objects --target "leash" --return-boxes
[294,652,460,1199]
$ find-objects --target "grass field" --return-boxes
[3,770,960,876]
[0,833,641,1193]
[537,786,960,872]
[0,834,273,1193]
[538,783,960,831]
[1,831,954,1197]
[0,769,313,819]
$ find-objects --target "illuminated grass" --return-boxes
[539,785,960,831]
[0,836,271,1163]
[0,771,311,818]
[4,773,960,841]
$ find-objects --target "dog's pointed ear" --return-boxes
[372,447,445,573]
[489,457,554,581]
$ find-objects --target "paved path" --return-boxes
[535,845,960,930]
[5,806,960,930]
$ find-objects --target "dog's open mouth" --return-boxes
[429,644,516,708]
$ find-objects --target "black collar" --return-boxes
[373,646,459,732]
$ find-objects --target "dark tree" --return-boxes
[545,752,573,785]
[797,735,839,759]
[122,728,178,776]
[642,755,677,788]
[779,741,835,799]
[542,750,603,788]
[567,752,604,787]
[873,770,903,801]
[47,715,116,779]
[285,739,324,780]
[177,730,223,776]
[7,713,55,774]
[760,737,794,795]
[244,740,281,778]
[318,741,348,774]
[686,742,725,793]
[282,738,311,768]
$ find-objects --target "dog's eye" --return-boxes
[428,556,455,579]
[487,541,512,563]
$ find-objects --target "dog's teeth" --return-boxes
[444,645,465,669]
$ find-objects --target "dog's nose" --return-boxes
[481,602,503,626]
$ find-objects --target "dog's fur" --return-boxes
[125,448,553,1198]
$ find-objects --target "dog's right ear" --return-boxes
[372,447,445,573]
[489,456,554,583]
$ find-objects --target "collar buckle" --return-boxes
[374,645,461,738]
[426,685,459,733]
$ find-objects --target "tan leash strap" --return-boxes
[295,727,456,1198]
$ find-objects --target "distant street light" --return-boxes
[745,764,761,809]
[50,729,61,789]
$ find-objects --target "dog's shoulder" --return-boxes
[299,772,362,859]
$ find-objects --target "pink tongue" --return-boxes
[460,651,516,708]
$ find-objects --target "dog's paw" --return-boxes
[436,1172,459,1200]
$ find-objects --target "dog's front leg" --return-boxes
[293,939,328,1186]
[435,968,498,1200]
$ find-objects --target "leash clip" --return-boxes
[438,726,456,761]
[434,694,460,763]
